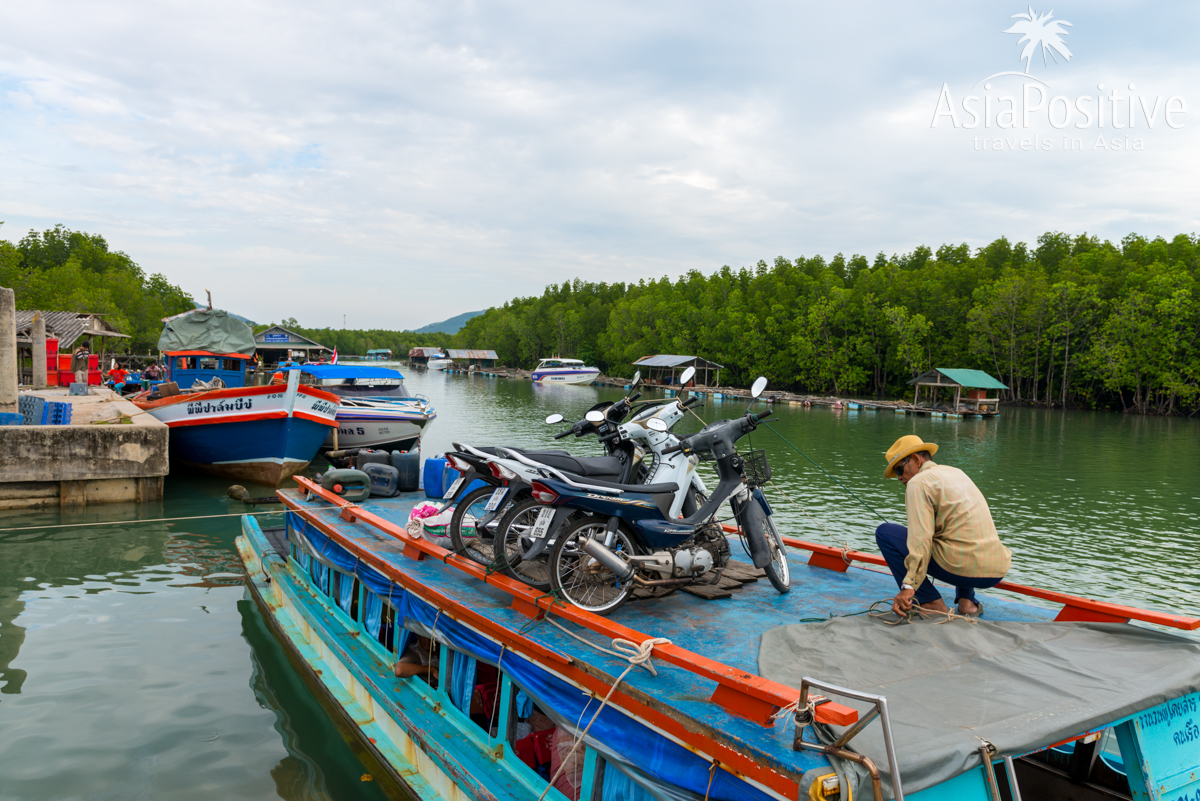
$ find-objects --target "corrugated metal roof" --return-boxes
[446,349,499,360]
[632,354,725,369]
[14,311,129,348]
[909,368,1008,390]
[408,347,445,357]
[254,325,327,348]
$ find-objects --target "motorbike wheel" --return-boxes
[496,498,559,590]
[763,516,791,593]
[549,518,636,615]
[449,486,515,568]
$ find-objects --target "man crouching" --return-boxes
[877,436,1011,617]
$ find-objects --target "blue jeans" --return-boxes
[875,523,1003,605]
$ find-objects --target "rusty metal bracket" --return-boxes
[792,676,905,801]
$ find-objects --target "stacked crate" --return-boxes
[18,395,47,426]
[45,401,73,425]
[45,337,60,386]
[58,352,75,387]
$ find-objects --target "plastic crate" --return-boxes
[45,401,72,425]
[0,412,23,426]
[88,354,99,371]
[58,353,73,371]
[46,337,58,357]
[46,372,59,387]
[739,449,771,487]
[18,395,47,426]
[87,370,102,386]
[59,370,77,386]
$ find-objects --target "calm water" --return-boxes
[1,366,1197,799]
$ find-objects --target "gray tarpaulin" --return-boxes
[759,617,1200,799]
[157,309,256,356]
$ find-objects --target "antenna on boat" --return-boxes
[205,290,212,310]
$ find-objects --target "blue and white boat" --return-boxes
[279,364,437,452]
[531,358,600,385]
[237,477,1200,801]
[134,309,340,485]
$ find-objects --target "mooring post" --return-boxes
[32,311,47,389]
[0,286,16,413]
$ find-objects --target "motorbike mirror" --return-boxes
[646,418,668,432]
[545,413,564,425]
[750,376,769,399]
[585,410,606,423]
[679,366,696,385]
[630,370,641,389]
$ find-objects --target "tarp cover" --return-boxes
[275,364,405,380]
[158,309,256,356]
[760,616,1200,799]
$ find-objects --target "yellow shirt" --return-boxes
[903,461,1011,587]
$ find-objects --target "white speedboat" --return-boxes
[531,357,600,385]
[427,358,453,371]
[279,364,437,451]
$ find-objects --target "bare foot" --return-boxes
[919,598,951,614]
[957,599,980,616]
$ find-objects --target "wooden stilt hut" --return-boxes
[908,368,1007,415]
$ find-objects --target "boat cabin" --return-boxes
[277,364,413,398]
[166,351,251,389]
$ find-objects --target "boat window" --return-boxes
[595,760,653,801]
[223,359,243,372]
[394,626,440,689]
[176,357,190,370]
[331,571,358,618]
[309,558,330,595]
[507,690,561,786]
[199,358,219,370]
[361,589,396,651]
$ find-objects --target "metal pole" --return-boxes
[0,287,16,413]
[1003,756,1023,801]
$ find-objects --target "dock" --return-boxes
[0,387,168,509]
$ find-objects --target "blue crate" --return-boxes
[0,412,23,426]
[18,395,47,426]
[42,400,72,425]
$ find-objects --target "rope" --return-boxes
[537,637,671,801]
[761,422,890,524]
[0,510,281,533]
[704,759,720,801]
[867,599,979,626]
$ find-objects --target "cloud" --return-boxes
[1,0,1198,329]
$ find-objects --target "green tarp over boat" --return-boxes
[158,309,256,356]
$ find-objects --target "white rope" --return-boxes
[542,616,659,674]
[536,637,671,800]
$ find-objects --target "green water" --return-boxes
[2,367,1197,799]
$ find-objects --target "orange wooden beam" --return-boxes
[778,535,1200,631]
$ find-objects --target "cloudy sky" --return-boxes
[2,1,1198,329]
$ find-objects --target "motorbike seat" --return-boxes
[476,447,624,478]
[557,474,680,495]
[476,446,572,458]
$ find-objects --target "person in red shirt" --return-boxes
[107,365,129,394]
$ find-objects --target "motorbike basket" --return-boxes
[740,449,771,486]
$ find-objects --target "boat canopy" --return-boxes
[277,364,407,381]
[157,309,256,357]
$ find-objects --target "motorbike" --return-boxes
[437,374,653,567]
[535,376,791,615]
[495,367,710,589]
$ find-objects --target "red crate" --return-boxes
[46,372,59,387]
[58,353,73,371]
[59,370,78,386]
[88,354,99,371]
[46,337,59,357]
[88,370,102,385]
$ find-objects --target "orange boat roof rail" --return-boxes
[285,477,860,732]
[771,533,1200,631]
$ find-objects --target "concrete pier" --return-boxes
[0,387,169,510]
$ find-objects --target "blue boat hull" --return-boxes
[171,417,331,485]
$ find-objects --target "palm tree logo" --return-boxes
[1005,7,1072,73]
[977,7,1073,86]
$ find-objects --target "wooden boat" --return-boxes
[238,478,1200,801]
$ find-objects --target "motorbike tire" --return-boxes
[496,498,558,590]
[449,485,516,568]
[548,518,636,615]
[763,516,791,594]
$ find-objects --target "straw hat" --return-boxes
[883,435,938,478]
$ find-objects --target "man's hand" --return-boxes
[892,587,916,615]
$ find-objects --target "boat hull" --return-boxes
[134,384,339,485]
[531,369,599,385]
[324,418,426,452]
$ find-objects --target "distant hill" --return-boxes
[413,310,484,334]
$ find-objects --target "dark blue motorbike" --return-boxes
[536,377,790,614]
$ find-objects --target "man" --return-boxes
[71,343,90,385]
[393,634,439,685]
[876,435,1011,617]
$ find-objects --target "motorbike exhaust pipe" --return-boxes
[579,537,635,582]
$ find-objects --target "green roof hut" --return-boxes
[908,368,1008,414]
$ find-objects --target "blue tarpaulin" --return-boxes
[277,364,406,381]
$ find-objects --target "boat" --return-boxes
[428,358,454,371]
[132,309,340,485]
[531,358,600,385]
[237,476,1200,801]
[277,364,436,452]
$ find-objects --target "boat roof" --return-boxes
[277,364,406,381]
[537,358,586,364]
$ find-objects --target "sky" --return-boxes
[2,1,1198,329]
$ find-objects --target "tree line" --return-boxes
[454,232,1200,416]
[0,225,195,352]
[258,318,453,358]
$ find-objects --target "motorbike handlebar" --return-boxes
[554,429,572,440]
[752,409,773,423]
[682,396,700,408]
[628,392,642,403]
